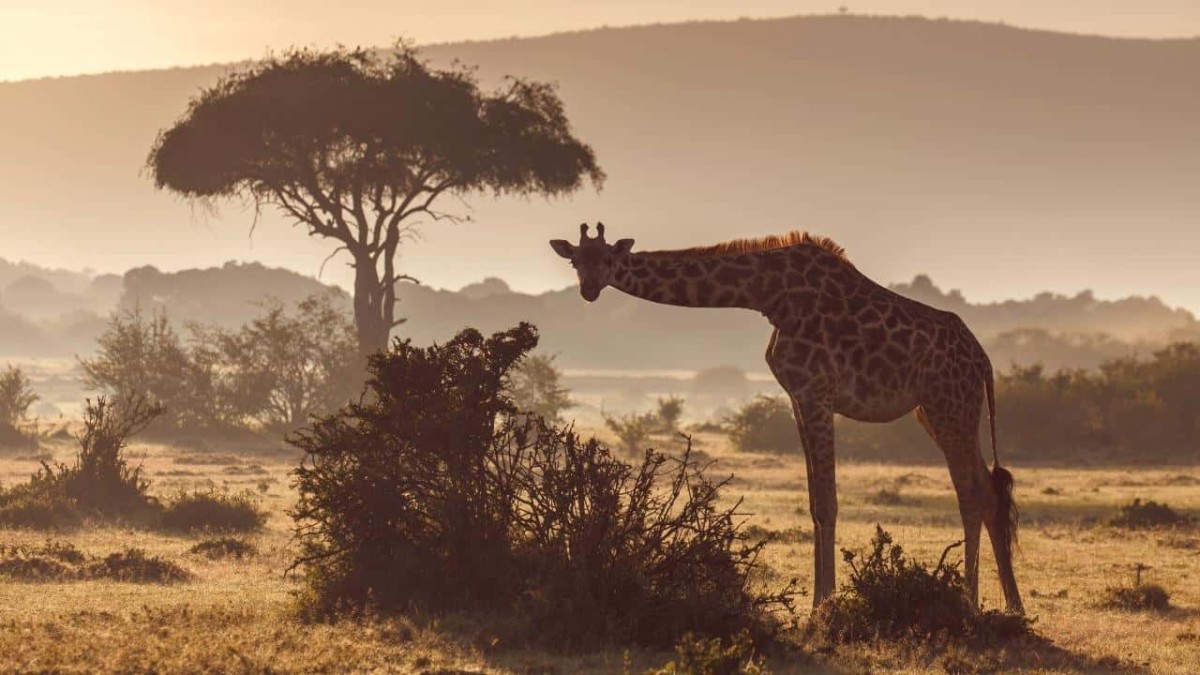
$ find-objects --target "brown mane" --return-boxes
[638,231,852,265]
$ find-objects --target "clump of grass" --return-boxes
[160,489,266,533]
[0,542,189,583]
[222,464,268,475]
[808,526,1034,645]
[1109,498,1195,529]
[1100,584,1171,612]
[866,488,906,506]
[0,541,88,581]
[743,524,810,546]
[84,548,191,583]
[649,631,769,675]
[188,537,258,559]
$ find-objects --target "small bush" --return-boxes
[0,396,164,529]
[0,364,39,449]
[603,409,658,454]
[291,324,797,648]
[40,396,164,515]
[1100,584,1171,612]
[188,537,258,559]
[724,396,796,454]
[654,395,685,433]
[1109,498,1195,529]
[809,526,1033,645]
[161,489,266,533]
[84,548,191,583]
[649,631,769,675]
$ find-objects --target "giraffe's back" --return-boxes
[773,252,988,423]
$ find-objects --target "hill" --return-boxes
[0,15,1197,311]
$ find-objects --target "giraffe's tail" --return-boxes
[985,362,1019,553]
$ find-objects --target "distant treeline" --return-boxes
[829,343,1200,465]
[995,342,1200,462]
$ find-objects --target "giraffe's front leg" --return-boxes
[792,396,838,606]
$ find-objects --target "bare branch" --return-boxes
[318,245,350,279]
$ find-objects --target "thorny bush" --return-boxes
[809,526,1033,645]
[289,323,797,648]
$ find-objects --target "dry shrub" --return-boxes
[160,489,266,533]
[290,324,797,648]
[809,526,1033,645]
[1109,498,1195,529]
[1100,584,1171,612]
[0,396,164,529]
[0,542,188,583]
[188,537,258,559]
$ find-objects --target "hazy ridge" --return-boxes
[0,258,1193,374]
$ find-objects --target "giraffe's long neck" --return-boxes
[610,251,779,312]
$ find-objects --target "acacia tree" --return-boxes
[147,44,603,356]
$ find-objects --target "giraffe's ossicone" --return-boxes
[550,223,1024,614]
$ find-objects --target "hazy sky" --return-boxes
[2,0,1199,82]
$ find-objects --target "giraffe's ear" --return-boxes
[549,239,575,259]
[613,238,635,255]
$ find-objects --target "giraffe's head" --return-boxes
[549,222,635,302]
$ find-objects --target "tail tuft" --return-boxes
[991,464,1019,554]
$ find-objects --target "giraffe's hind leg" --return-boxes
[915,399,992,608]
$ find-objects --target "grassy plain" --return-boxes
[1,430,1198,674]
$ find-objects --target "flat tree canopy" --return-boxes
[148,44,603,356]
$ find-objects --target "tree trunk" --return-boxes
[352,253,391,360]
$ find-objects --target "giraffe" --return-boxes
[550,223,1024,613]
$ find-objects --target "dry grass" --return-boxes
[2,432,1199,673]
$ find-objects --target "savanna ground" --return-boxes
[1,429,1198,674]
